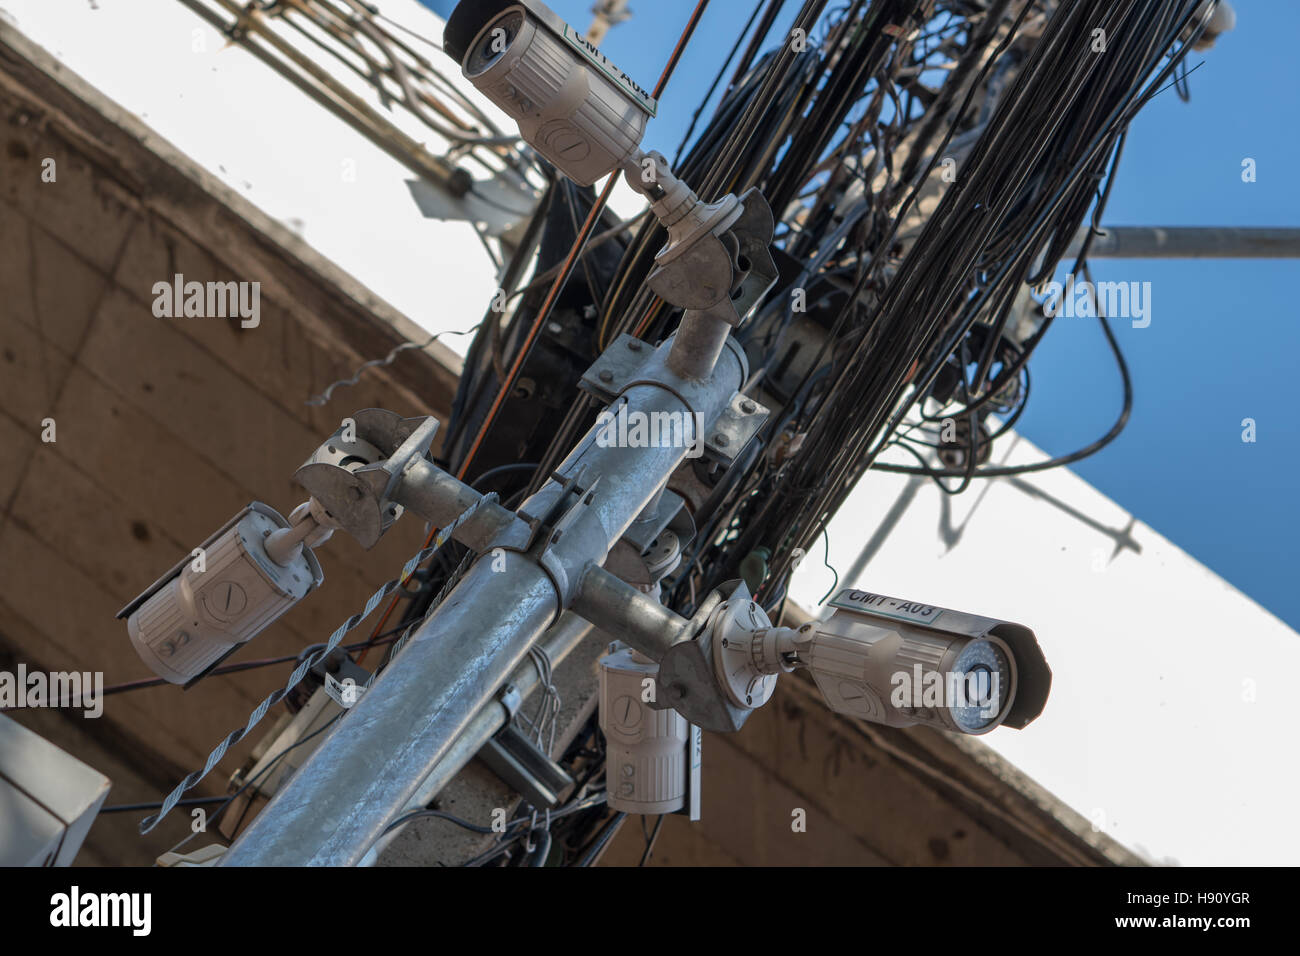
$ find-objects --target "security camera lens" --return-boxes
[467,10,525,77]
[950,639,1011,732]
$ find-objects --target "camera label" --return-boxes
[562,25,658,117]
[829,589,945,626]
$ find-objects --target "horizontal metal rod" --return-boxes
[572,565,689,662]
[1082,226,1300,259]
[393,459,525,553]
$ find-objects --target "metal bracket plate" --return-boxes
[578,334,652,403]
[648,581,757,733]
[478,723,575,810]
[580,335,769,467]
[703,391,769,466]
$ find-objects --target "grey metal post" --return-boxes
[358,611,598,866]
[219,551,560,866]
[1081,226,1300,259]
[572,565,690,661]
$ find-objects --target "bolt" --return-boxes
[598,369,614,384]
[627,340,642,352]
[741,400,757,414]
[714,433,729,447]
[547,322,563,334]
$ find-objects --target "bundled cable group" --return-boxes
[637,0,1217,613]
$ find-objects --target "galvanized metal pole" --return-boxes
[358,611,599,866]
[219,552,560,866]
[219,336,747,865]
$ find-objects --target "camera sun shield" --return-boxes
[445,0,653,186]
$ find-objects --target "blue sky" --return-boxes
[423,1,1300,631]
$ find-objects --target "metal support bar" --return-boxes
[219,551,560,866]
[478,724,574,810]
[392,458,527,553]
[572,565,691,662]
[1081,226,1300,259]
[668,311,733,381]
[358,611,597,866]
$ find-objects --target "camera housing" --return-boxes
[117,503,323,686]
[599,644,701,818]
[444,0,654,185]
[802,589,1052,735]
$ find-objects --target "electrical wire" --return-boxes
[639,814,666,866]
[660,0,1215,606]
[575,812,628,868]
[874,262,1132,479]
[305,323,481,407]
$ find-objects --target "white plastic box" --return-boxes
[0,713,112,866]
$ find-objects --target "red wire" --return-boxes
[359,1,713,662]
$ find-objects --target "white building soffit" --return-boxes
[0,0,626,357]
[789,432,1300,866]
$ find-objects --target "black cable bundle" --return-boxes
[659,0,1216,612]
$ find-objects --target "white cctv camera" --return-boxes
[443,0,654,186]
[117,502,326,686]
[794,589,1051,734]
[730,589,1051,735]
[599,643,701,818]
